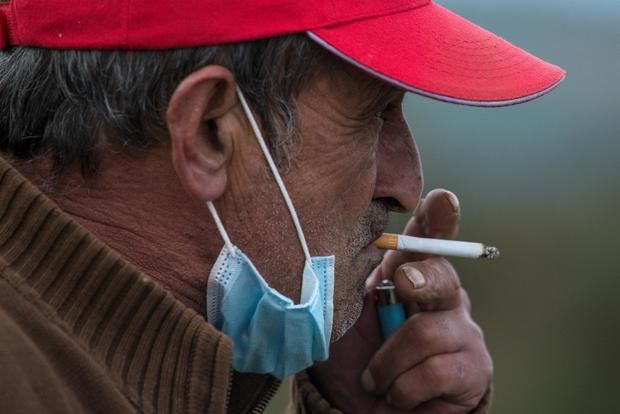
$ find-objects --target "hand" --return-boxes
[309,189,493,413]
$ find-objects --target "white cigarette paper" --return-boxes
[374,233,500,260]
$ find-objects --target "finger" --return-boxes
[386,353,483,412]
[365,261,385,293]
[394,258,462,312]
[412,399,472,414]
[409,188,461,242]
[363,309,467,395]
[380,189,461,278]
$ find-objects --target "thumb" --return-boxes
[408,188,461,241]
[379,189,461,280]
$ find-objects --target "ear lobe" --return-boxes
[166,65,237,201]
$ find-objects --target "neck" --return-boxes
[11,149,218,314]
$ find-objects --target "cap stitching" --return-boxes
[396,37,532,74]
[311,0,430,31]
[124,0,131,47]
[307,31,565,106]
[0,2,17,47]
[9,0,19,45]
[0,6,7,48]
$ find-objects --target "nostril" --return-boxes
[375,197,406,213]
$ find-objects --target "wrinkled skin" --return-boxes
[17,57,492,412]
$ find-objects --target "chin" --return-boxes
[330,281,366,342]
[329,245,383,342]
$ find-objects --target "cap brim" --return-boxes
[308,2,566,107]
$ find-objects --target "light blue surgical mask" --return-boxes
[205,87,335,380]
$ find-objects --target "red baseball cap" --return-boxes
[0,0,565,107]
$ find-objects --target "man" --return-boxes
[0,0,564,413]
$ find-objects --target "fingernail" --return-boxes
[443,190,460,213]
[361,369,376,393]
[402,267,426,289]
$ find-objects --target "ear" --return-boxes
[166,65,237,201]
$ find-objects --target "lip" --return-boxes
[361,240,383,261]
[362,241,380,254]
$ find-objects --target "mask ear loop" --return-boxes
[236,86,313,264]
[206,201,236,257]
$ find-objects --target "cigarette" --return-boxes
[374,233,500,260]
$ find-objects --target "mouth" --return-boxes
[362,233,384,259]
[361,240,380,255]
[346,201,390,280]
[363,214,389,251]
[359,225,386,266]
[358,208,389,259]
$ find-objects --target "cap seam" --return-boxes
[124,0,131,47]
[0,5,6,48]
[310,0,430,32]
[10,0,19,45]
[0,1,19,46]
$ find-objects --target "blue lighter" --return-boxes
[376,279,406,339]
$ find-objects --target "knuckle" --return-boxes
[423,258,460,299]
[443,278,461,301]
[443,355,474,394]
[408,314,443,347]
[453,356,469,383]
[460,288,472,311]
[471,321,484,342]
[366,358,385,391]
[464,319,490,358]
[460,351,493,397]
[440,260,461,294]
[422,355,450,386]
[410,312,462,350]
[462,315,484,342]
[421,353,492,410]
[482,352,494,380]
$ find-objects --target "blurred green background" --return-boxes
[268,0,620,412]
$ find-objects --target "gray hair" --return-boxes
[0,35,330,177]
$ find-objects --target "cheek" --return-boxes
[290,137,379,254]
[325,125,381,194]
[298,124,380,200]
[322,154,378,252]
[324,138,378,216]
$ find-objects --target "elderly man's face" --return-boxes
[229,66,422,339]
[170,62,423,340]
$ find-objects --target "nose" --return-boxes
[373,115,423,214]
